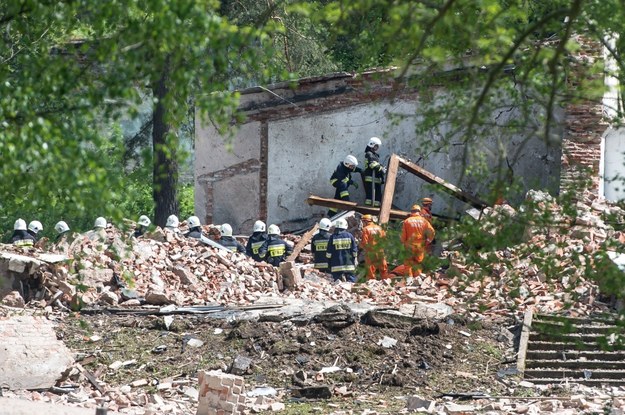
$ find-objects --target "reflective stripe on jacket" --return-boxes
[259,236,293,266]
[326,230,357,273]
[311,230,330,270]
[364,147,385,183]
[246,232,268,261]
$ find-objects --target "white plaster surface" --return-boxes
[602,127,625,201]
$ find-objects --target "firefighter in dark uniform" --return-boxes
[219,223,246,254]
[184,216,206,240]
[133,215,151,238]
[259,224,292,266]
[311,218,332,273]
[328,154,362,217]
[363,137,386,207]
[246,220,268,261]
[9,219,35,246]
[326,218,358,282]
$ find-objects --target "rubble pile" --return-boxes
[0,189,623,320]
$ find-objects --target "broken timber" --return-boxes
[306,196,410,221]
[379,154,489,224]
[287,224,319,262]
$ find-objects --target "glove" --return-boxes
[351,181,359,189]
[381,166,387,174]
[354,258,359,267]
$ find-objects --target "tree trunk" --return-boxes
[152,58,179,227]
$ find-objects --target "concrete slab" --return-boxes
[0,397,118,415]
[0,315,74,390]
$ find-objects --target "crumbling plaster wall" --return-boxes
[195,73,562,233]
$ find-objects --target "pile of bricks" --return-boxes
[196,370,246,415]
[1,188,624,321]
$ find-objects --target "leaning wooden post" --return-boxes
[379,154,399,224]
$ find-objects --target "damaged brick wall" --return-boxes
[560,35,609,196]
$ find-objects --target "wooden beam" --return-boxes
[396,156,488,209]
[306,195,410,220]
[516,309,534,374]
[287,224,319,261]
[379,154,400,224]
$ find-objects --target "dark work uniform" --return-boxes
[363,145,385,207]
[27,230,40,242]
[246,232,268,261]
[311,229,331,272]
[220,236,246,254]
[185,227,204,240]
[328,163,362,217]
[326,228,358,282]
[9,230,35,247]
[259,235,293,266]
[133,226,147,238]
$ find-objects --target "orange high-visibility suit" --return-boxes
[360,222,389,280]
[401,213,435,276]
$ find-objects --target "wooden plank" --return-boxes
[306,195,410,220]
[77,363,106,394]
[517,309,534,374]
[287,224,319,261]
[379,154,400,224]
[396,156,488,209]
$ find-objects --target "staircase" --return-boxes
[518,311,625,386]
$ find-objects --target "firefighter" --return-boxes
[421,197,433,223]
[9,218,35,246]
[246,220,268,261]
[86,217,108,242]
[165,214,180,233]
[420,197,435,253]
[219,223,246,254]
[133,215,151,238]
[27,220,43,242]
[363,137,386,207]
[311,218,332,273]
[259,224,292,266]
[326,218,358,282]
[328,155,362,217]
[185,215,205,239]
[54,221,71,243]
[360,214,388,280]
[400,204,435,277]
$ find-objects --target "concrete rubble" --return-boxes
[1,189,625,413]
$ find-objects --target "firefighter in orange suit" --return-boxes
[400,204,435,277]
[360,214,388,280]
[421,197,434,253]
[421,198,433,223]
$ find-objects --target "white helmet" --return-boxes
[138,215,151,227]
[318,218,332,231]
[188,216,201,228]
[253,220,266,233]
[13,218,27,231]
[166,214,179,228]
[268,224,280,235]
[368,137,382,147]
[55,221,70,234]
[94,217,107,229]
[221,223,233,237]
[343,155,358,168]
[333,218,348,230]
[28,220,43,234]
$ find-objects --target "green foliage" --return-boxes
[0,0,278,231]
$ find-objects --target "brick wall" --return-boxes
[560,35,608,196]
